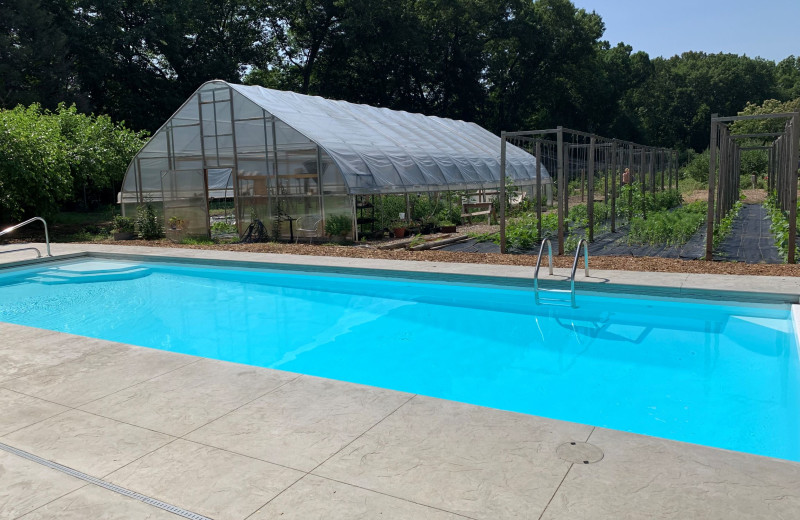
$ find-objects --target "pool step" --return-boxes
[26,264,151,285]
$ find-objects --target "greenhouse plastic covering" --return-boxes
[227,83,549,193]
[207,168,233,198]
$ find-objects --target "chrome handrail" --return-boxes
[0,247,41,258]
[570,239,589,307]
[533,238,553,304]
[0,217,52,257]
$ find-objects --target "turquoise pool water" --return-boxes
[1,258,798,461]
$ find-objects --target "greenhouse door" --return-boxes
[161,169,211,241]
[198,85,241,233]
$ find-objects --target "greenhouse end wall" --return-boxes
[121,81,353,241]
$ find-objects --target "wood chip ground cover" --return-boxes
[91,239,800,277]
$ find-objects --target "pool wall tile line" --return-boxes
[81,251,800,303]
[80,250,798,303]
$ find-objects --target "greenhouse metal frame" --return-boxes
[121,80,551,241]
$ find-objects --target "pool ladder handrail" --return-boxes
[570,239,590,307]
[0,217,52,258]
[533,238,553,304]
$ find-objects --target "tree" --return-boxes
[0,104,71,221]
[631,52,778,150]
[0,0,75,110]
[47,0,266,131]
[54,104,149,207]
[0,104,148,221]
[256,0,342,94]
[484,0,609,133]
[730,97,800,135]
[775,56,800,100]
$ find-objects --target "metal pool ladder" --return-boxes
[569,239,590,307]
[533,238,553,304]
[0,217,52,258]
[533,238,589,307]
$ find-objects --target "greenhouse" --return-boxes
[120,80,551,241]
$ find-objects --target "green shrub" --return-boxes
[374,194,407,229]
[111,214,134,233]
[0,103,147,220]
[436,207,462,225]
[683,149,710,183]
[324,214,352,237]
[135,203,162,239]
[0,104,71,219]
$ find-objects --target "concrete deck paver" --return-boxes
[0,388,68,437]
[250,474,467,520]
[0,450,84,520]
[0,326,111,384]
[20,485,179,520]
[0,410,173,478]
[0,322,61,347]
[314,395,594,520]
[540,427,800,520]
[80,358,299,437]
[2,343,196,408]
[186,375,413,472]
[105,439,303,520]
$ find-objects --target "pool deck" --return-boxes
[1,243,800,519]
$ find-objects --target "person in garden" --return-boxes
[622,167,631,184]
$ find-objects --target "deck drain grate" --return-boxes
[556,441,604,464]
[0,441,212,520]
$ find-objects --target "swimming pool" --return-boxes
[1,257,798,461]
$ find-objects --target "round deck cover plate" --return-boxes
[556,441,604,464]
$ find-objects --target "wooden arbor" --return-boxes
[706,112,800,262]
[499,127,678,255]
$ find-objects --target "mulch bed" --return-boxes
[92,239,800,277]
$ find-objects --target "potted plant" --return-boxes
[439,220,457,233]
[168,216,185,230]
[165,215,187,242]
[391,220,407,238]
[420,216,438,235]
[111,215,135,240]
[324,214,352,242]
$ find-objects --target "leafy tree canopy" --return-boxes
[0,103,148,221]
[1,0,798,153]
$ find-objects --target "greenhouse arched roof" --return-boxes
[226,82,549,193]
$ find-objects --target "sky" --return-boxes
[571,0,799,62]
